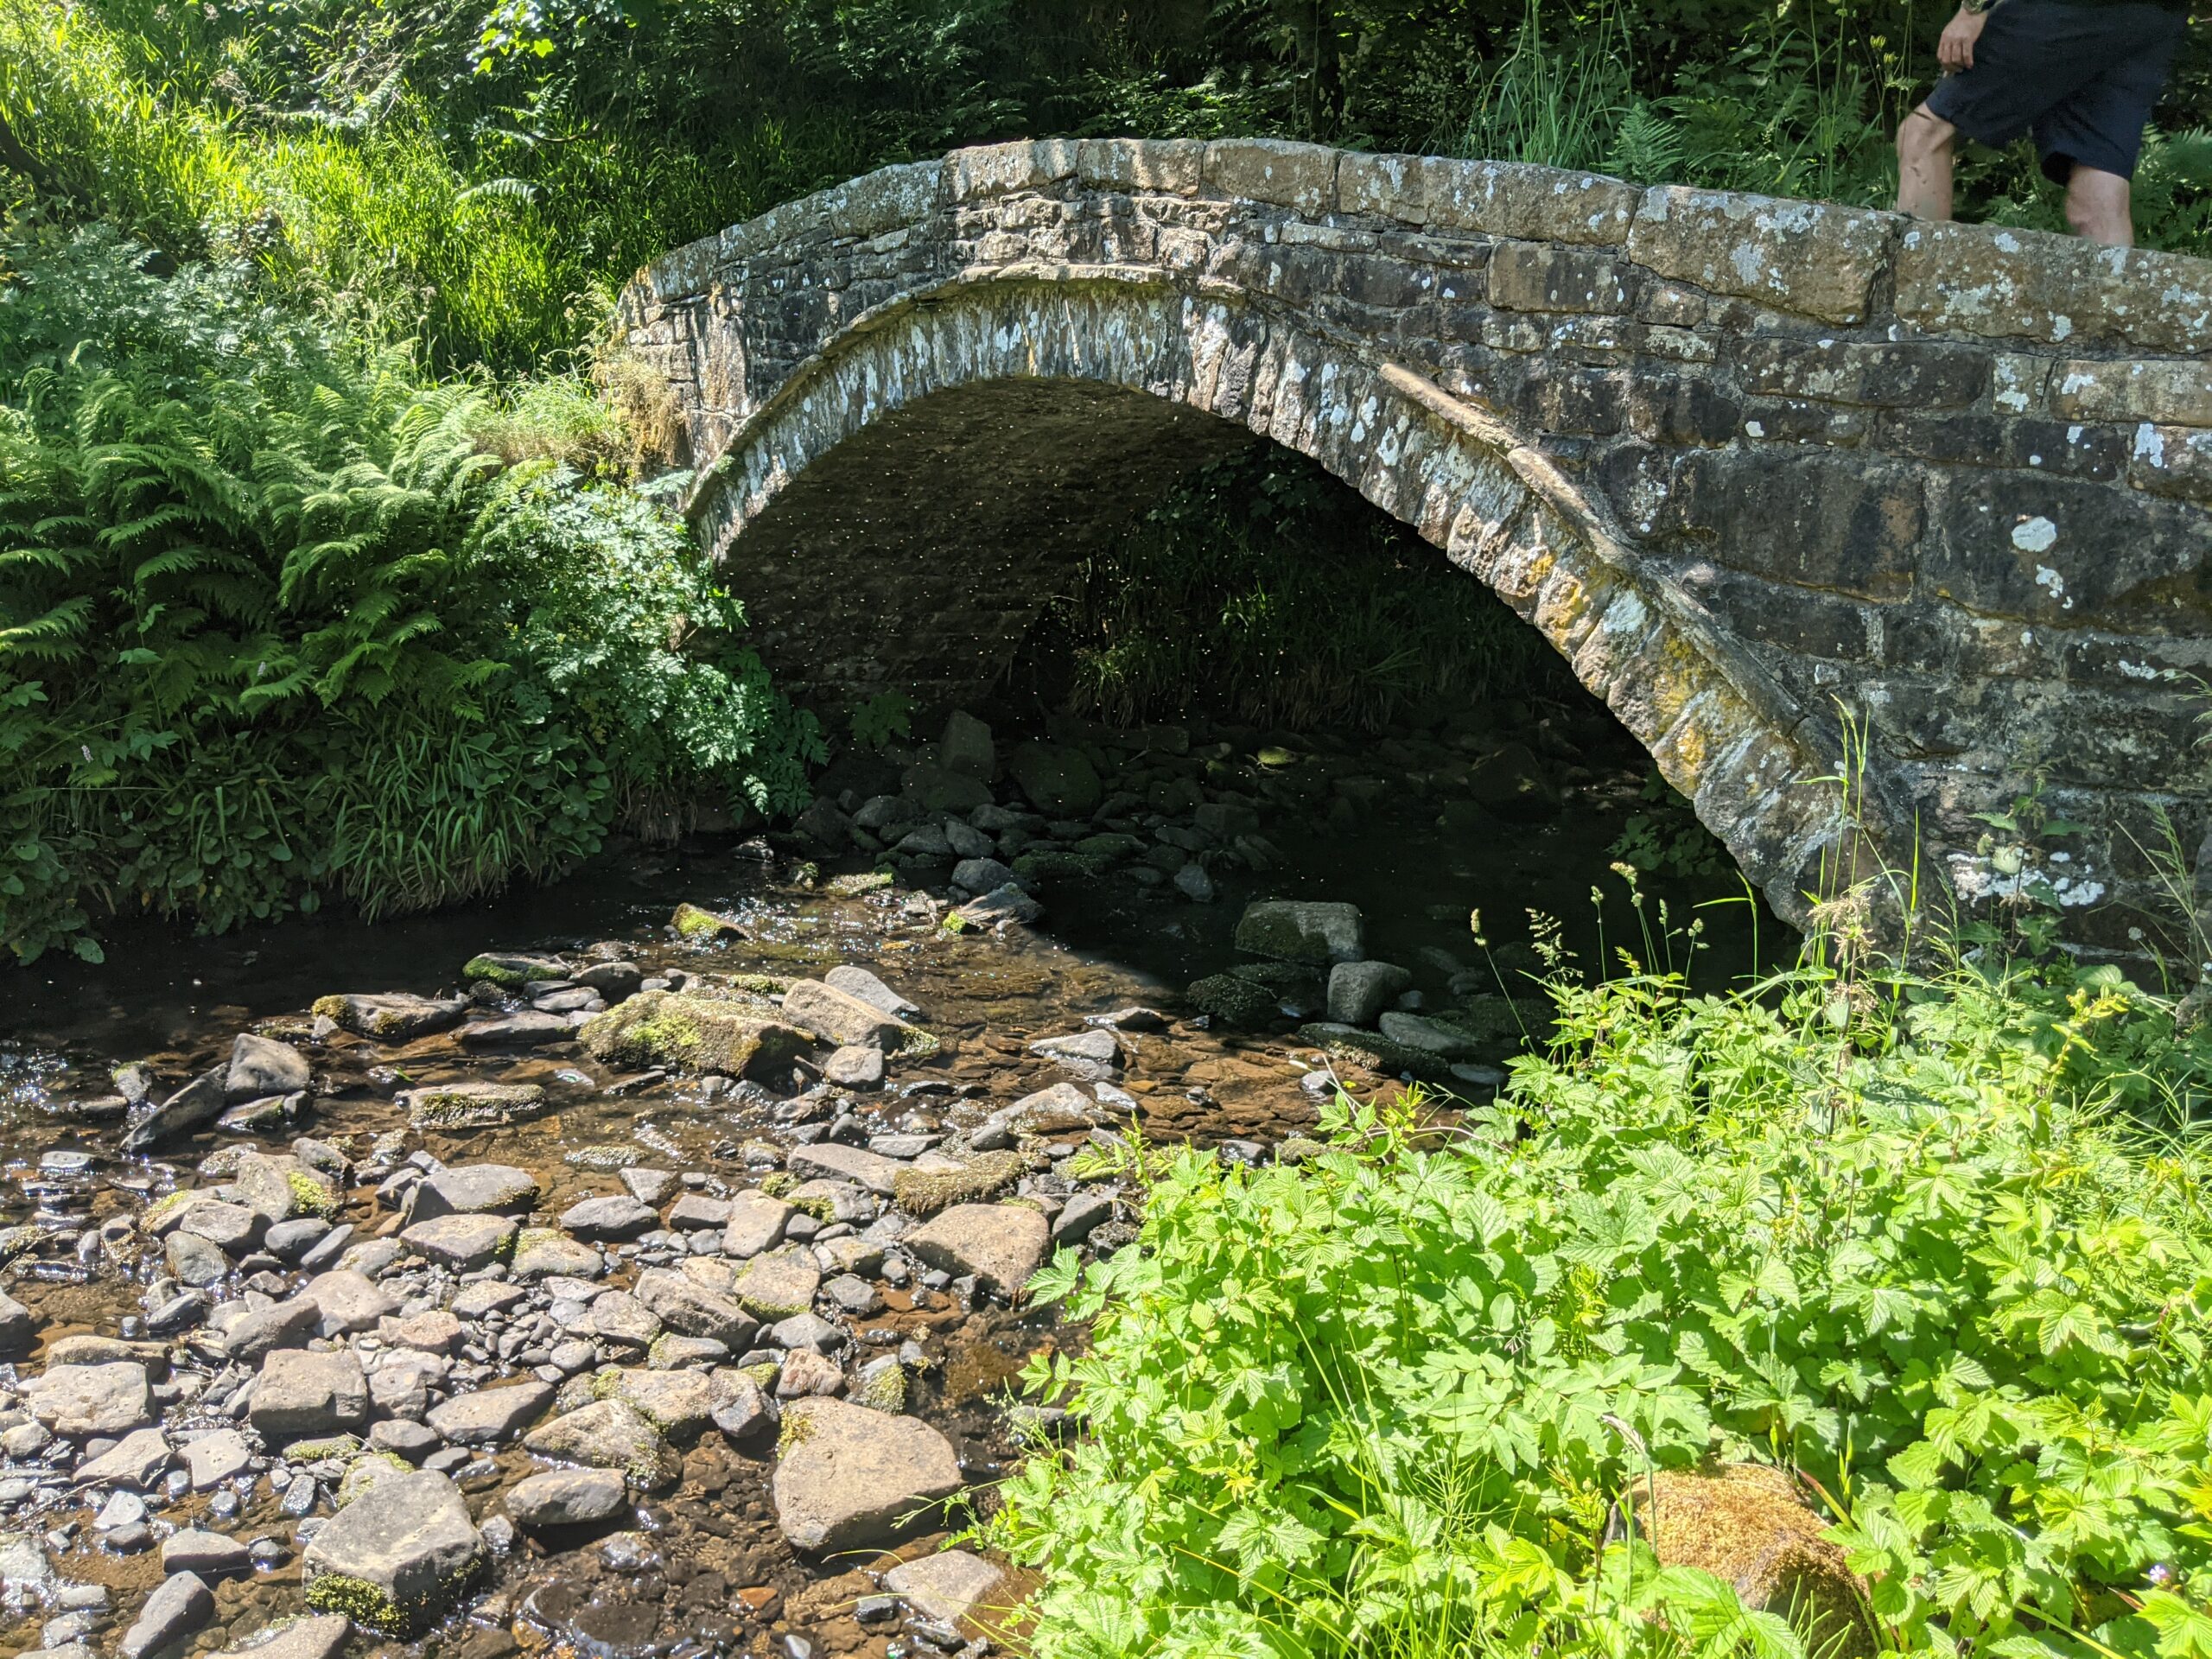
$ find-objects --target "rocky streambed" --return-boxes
[0,702,1767,1659]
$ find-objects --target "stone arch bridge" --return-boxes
[617,137,2212,953]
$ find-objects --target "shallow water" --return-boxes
[0,712,1781,1659]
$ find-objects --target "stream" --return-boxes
[0,700,1780,1659]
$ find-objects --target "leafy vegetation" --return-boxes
[998,921,2212,1659]
[0,225,818,963]
[1058,448,1554,734]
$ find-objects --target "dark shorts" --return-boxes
[1925,0,2184,182]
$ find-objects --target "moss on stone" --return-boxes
[1014,849,1113,880]
[892,1151,1025,1218]
[825,871,895,898]
[671,902,743,940]
[581,991,809,1075]
[898,1027,943,1059]
[335,1452,410,1508]
[564,1144,640,1171]
[461,954,564,988]
[406,1083,549,1131]
[304,1573,404,1633]
[756,1172,796,1199]
[775,1408,816,1456]
[310,995,346,1022]
[852,1363,906,1413]
[730,974,791,996]
[1187,973,1278,1027]
[1296,1023,1454,1081]
[287,1169,341,1218]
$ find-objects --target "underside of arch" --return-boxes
[688,270,1897,931]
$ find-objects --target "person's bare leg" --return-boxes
[2064,164,2133,245]
[1896,105,1958,219]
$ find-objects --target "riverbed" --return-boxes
[0,705,1777,1659]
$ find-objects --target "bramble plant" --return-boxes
[996,937,2212,1659]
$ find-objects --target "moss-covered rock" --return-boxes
[1296,1022,1455,1081]
[825,871,895,898]
[892,1151,1026,1218]
[580,992,810,1076]
[670,902,746,941]
[1014,849,1114,881]
[460,953,568,988]
[1187,973,1279,1027]
[400,1081,550,1131]
[310,993,467,1041]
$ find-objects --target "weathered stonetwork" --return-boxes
[617,137,2212,950]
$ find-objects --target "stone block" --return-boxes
[1891,220,2210,347]
[946,139,1078,201]
[1487,245,1626,313]
[2049,359,2212,427]
[1075,137,1204,195]
[1878,413,2125,481]
[823,162,944,241]
[1736,338,1988,407]
[1336,151,1427,221]
[1928,472,2208,626]
[1627,188,1894,322]
[1418,158,1639,245]
[1202,138,1338,214]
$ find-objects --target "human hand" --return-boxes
[1939,6,1987,72]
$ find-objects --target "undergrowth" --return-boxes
[997,925,2212,1658]
[0,225,820,963]
[1058,448,1553,734]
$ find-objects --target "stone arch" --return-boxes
[683,269,1872,931]
[620,138,2212,958]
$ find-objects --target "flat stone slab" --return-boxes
[506,1468,629,1530]
[522,1400,677,1489]
[883,1548,1009,1627]
[559,1195,658,1240]
[721,1192,793,1258]
[772,1398,963,1552]
[206,1615,352,1659]
[313,993,467,1041]
[733,1253,821,1321]
[302,1470,485,1633]
[632,1268,757,1349]
[903,1205,1050,1299]
[411,1165,540,1220]
[73,1427,169,1489]
[785,1142,904,1196]
[303,1270,396,1338]
[399,1081,550,1130]
[27,1363,152,1437]
[426,1382,554,1446]
[781,980,912,1050]
[399,1214,516,1271]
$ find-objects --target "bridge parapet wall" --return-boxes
[620,137,2212,956]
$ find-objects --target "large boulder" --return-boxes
[772,1399,964,1552]
[1327,960,1414,1026]
[1005,741,1101,816]
[302,1470,485,1633]
[226,1033,310,1103]
[1234,900,1365,964]
[580,993,810,1076]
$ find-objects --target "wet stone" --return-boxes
[162,1529,252,1576]
[118,1568,212,1659]
[505,1468,628,1530]
[205,1614,351,1659]
[410,1165,539,1220]
[226,1034,310,1104]
[73,1427,169,1489]
[559,1195,658,1241]
[181,1430,252,1491]
[904,1205,1050,1300]
[456,1012,575,1052]
[522,1400,677,1489]
[251,1351,367,1440]
[619,1168,680,1206]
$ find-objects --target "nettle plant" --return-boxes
[996,953,2212,1659]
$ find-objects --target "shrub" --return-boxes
[996,950,2212,1659]
[0,225,819,962]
